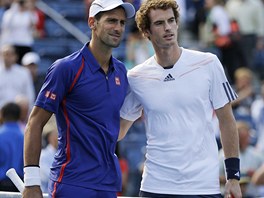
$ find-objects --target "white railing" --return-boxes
[0,191,48,198]
[36,0,89,44]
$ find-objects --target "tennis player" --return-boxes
[119,0,242,197]
[23,0,135,197]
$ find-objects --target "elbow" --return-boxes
[118,130,126,141]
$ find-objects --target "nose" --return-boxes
[164,21,171,31]
[114,21,125,32]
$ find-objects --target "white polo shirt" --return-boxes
[120,48,237,195]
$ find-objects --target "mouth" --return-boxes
[163,33,174,39]
[110,34,121,40]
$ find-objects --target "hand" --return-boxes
[224,179,242,198]
[22,186,43,198]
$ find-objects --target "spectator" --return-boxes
[199,0,241,83]
[232,67,256,122]
[27,0,45,38]
[0,44,35,109]
[251,81,264,152]
[39,115,58,193]
[225,0,264,69]
[252,164,264,186]
[15,94,30,131]
[125,22,154,69]
[219,121,263,197]
[0,0,38,64]
[0,0,12,27]
[21,51,45,97]
[0,102,24,192]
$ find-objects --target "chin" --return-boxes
[110,42,121,48]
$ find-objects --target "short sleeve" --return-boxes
[120,85,143,121]
[35,60,73,114]
[209,56,237,110]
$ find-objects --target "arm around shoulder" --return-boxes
[118,118,134,141]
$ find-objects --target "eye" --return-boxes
[168,18,175,23]
[108,18,118,24]
[120,20,126,26]
[154,21,163,26]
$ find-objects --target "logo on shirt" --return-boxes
[45,91,57,100]
[115,77,120,85]
[45,91,50,98]
[164,74,175,82]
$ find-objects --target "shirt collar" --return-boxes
[81,42,117,74]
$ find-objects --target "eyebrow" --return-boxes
[153,16,175,23]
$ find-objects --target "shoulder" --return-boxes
[183,47,215,57]
[48,51,83,76]
[181,48,217,65]
[13,64,31,76]
[112,57,127,75]
[127,56,155,76]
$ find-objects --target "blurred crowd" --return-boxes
[0,0,264,197]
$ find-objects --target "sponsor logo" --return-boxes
[115,77,120,85]
[45,91,56,100]
[164,74,175,82]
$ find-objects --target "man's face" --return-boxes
[2,47,17,67]
[145,8,178,49]
[92,7,126,48]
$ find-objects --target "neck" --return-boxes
[154,45,182,68]
[88,40,112,73]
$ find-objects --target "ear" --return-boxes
[88,17,96,29]
[143,30,150,39]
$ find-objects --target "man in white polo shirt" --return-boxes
[119,0,242,197]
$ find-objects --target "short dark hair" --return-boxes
[1,102,21,122]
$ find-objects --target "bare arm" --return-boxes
[23,107,52,198]
[216,103,239,158]
[24,106,53,166]
[118,118,134,141]
[216,103,242,198]
[252,164,264,185]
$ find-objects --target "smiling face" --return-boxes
[89,7,126,49]
[144,8,178,50]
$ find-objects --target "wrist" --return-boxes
[24,166,41,187]
[225,157,240,181]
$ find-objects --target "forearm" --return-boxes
[217,105,239,158]
[24,123,43,166]
[220,120,239,158]
[24,107,52,166]
[118,118,133,141]
[216,104,241,185]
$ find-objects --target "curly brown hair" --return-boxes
[135,0,180,34]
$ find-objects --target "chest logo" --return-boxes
[164,74,175,82]
[115,77,121,85]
